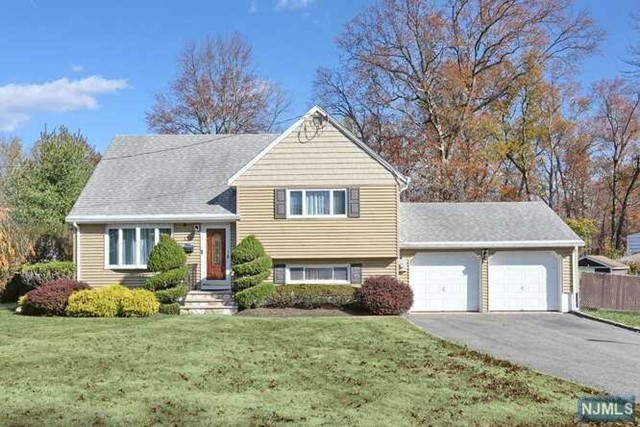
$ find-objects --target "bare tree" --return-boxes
[147,34,289,134]
[315,0,602,201]
[624,12,640,77]
[591,78,640,252]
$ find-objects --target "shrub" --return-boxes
[1,273,29,303]
[154,284,188,304]
[66,285,159,317]
[358,276,413,315]
[67,288,119,317]
[21,279,89,316]
[144,267,188,291]
[266,284,357,309]
[159,302,181,315]
[19,261,75,289]
[147,235,186,272]
[145,235,187,314]
[231,235,271,293]
[120,289,160,317]
[235,283,275,309]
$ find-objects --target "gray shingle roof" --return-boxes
[580,255,629,269]
[67,134,277,221]
[400,201,583,248]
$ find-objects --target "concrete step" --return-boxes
[182,300,237,309]
[180,306,238,315]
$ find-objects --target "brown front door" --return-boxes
[206,229,226,281]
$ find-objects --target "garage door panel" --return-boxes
[489,252,559,311]
[410,253,479,312]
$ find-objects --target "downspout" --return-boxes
[72,222,81,281]
[572,245,579,311]
[397,177,411,279]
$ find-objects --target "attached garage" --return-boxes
[488,251,560,311]
[399,201,584,313]
[410,252,479,312]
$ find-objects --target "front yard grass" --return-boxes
[0,304,593,426]
[582,307,640,328]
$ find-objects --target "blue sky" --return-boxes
[0,0,637,153]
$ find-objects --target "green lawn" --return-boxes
[583,308,640,328]
[0,305,593,426]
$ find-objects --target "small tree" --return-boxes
[144,235,188,314]
[231,235,271,293]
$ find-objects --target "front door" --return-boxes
[206,229,226,281]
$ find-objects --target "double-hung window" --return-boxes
[287,189,346,217]
[286,265,350,284]
[107,226,172,268]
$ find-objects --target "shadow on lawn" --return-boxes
[0,303,18,313]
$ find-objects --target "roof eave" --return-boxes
[400,240,585,250]
[66,214,239,224]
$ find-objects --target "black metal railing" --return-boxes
[186,263,199,291]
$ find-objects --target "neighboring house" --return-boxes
[66,106,584,313]
[626,232,640,256]
[578,255,630,275]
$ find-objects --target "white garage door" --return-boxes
[410,253,480,312]
[489,251,560,311]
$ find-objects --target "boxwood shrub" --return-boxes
[20,279,89,316]
[144,267,188,291]
[19,261,75,289]
[231,236,271,292]
[66,285,159,317]
[144,235,188,314]
[358,276,413,315]
[159,302,181,315]
[235,282,275,309]
[266,284,357,309]
[154,284,188,304]
[147,235,187,272]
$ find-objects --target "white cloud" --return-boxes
[0,75,129,131]
[249,0,258,14]
[276,0,313,10]
[70,64,85,72]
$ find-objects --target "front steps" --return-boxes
[180,290,238,315]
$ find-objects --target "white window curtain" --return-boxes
[122,228,136,265]
[306,191,330,215]
[140,228,155,264]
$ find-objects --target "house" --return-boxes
[66,106,584,313]
[578,255,630,275]
[626,232,640,256]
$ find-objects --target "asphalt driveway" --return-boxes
[407,313,640,396]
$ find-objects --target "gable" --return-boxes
[230,107,405,187]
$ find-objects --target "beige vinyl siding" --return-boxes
[559,249,573,293]
[173,223,201,283]
[78,224,151,287]
[237,186,398,259]
[275,258,397,283]
[234,118,398,187]
[481,257,489,312]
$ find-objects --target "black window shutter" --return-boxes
[274,188,286,219]
[350,264,362,284]
[274,265,286,284]
[347,187,360,218]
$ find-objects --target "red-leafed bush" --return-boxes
[358,276,413,315]
[21,279,90,316]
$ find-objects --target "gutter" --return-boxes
[72,221,81,281]
[66,213,240,224]
[400,240,586,249]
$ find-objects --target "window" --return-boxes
[106,226,173,268]
[286,265,350,284]
[287,189,347,217]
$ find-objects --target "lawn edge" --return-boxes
[571,310,640,333]
[402,315,603,397]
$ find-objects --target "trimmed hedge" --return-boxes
[120,289,161,317]
[144,235,187,314]
[231,236,271,293]
[144,267,188,291]
[21,279,89,316]
[235,283,275,309]
[155,284,188,304]
[147,235,186,272]
[19,261,75,289]
[159,302,181,315]
[66,285,159,317]
[266,284,357,309]
[358,276,413,315]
